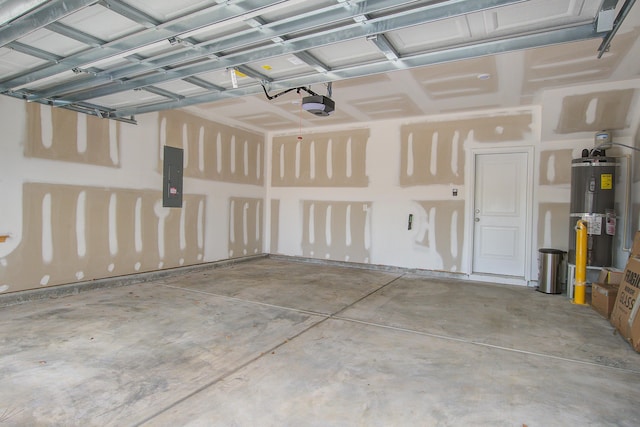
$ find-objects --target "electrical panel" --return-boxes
[163,146,183,208]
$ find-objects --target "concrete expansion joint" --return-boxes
[134,312,331,427]
[159,283,330,318]
[136,273,408,425]
[329,316,640,376]
[3,258,639,425]
[328,273,406,319]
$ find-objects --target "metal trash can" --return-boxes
[538,248,565,294]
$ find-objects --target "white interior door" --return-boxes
[473,152,528,277]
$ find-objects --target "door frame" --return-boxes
[465,146,535,286]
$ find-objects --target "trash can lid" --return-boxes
[538,248,565,254]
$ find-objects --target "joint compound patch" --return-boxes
[2,183,206,293]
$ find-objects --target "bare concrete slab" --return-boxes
[162,258,401,315]
[339,274,640,372]
[0,282,323,426]
[0,258,638,426]
[147,319,640,427]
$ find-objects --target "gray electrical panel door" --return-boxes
[163,146,183,208]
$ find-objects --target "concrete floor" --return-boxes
[1,257,639,426]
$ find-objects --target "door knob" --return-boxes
[475,209,480,214]
[475,218,480,222]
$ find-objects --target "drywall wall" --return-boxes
[272,130,368,187]
[1,183,205,289]
[634,120,640,184]
[269,78,640,283]
[2,77,639,293]
[268,108,536,276]
[0,97,265,294]
[536,146,574,255]
[412,200,465,272]
[25,103,119,167]
[300,200,371,263]
[229,197,263,258]
[631,120,640,254]
[541,82,640,142]
[399,112,532,187]
[555,90,635,134]
[159,110,264,185]
[537,79,640,273]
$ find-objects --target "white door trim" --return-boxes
[465,146,535,286]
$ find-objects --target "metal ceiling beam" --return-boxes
[182,76,225,91]
[46,21,105,47]
[294,51,331,73]
[0,0,49,26]
[236,65,272,82]
[139,86,185,101]
[111,23,605,118]
[98,0,160,28]
[0,84,135,122]
[0,0,289,91]
[26,0,423,100]
[367,33,400,61]
[6,41,64,62]
[0,0,99,48]
[61,102,136,124]
[55,0,528,103]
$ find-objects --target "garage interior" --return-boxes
[1,0,640,425]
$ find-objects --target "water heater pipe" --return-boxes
[622,154,632,251]
[574,220,588,305]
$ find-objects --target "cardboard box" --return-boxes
[631,230,640,258]
[596,268,624,286]
[610,256,640,352]
[592,282,619,319]
[592,268,622,318]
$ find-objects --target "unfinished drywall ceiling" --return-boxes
[411,56,499,100]
[0,0,637,132]
[522,30,639,95]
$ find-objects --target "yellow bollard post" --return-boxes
[574,220,588,305]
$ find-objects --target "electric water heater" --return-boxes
[568,155,616,266]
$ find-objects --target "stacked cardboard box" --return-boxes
[610,231,640,352]
[592,268,623,319]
